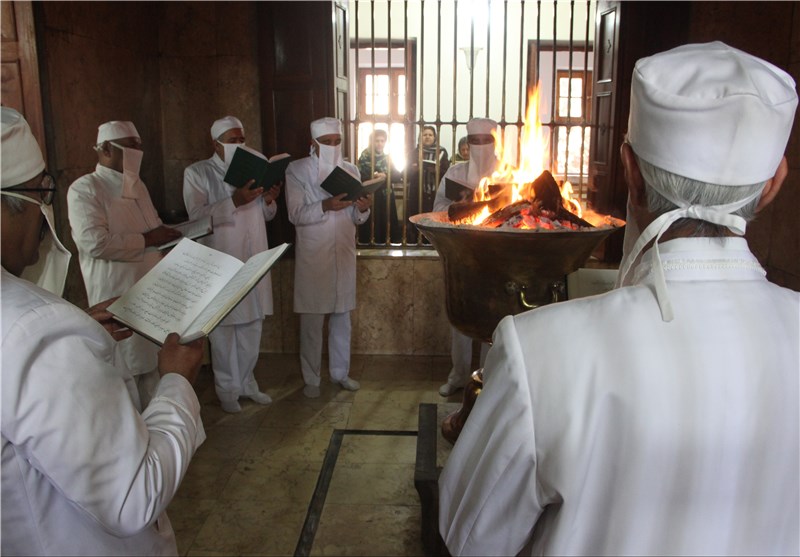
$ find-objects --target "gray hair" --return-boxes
[635,154,766,237]
[1,194,27,215]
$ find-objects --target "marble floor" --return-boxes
[168,352,458,556]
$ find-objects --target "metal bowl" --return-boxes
[410,211,624,342]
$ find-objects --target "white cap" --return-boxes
[628,41,797,185]
[1,107,46,188]
[97,121,140,144]
[467,118,498,136]
[310,117,342,139]
[211,116,244,140]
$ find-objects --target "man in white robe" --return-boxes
[433,118,499,397]
[285,117,372,398]
[68,121,181,407]
[183,116,281,413]
[1,107,206,556]
[439,42,799,556]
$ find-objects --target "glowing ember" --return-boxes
[466,86,584,228]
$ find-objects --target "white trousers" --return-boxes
[446,325,489,388]
[299,312,351,386]
[208,319,263,402]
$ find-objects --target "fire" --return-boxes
[469,86,583,226]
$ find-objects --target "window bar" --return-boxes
[516,1,528,167]
[549,1,558,174]
[484,0,491,117]
[562,0,575,187]
[435,0,444,212]
[500,0,509,127]
[468,10,476,119]
[402,0,410,245]
[579,0,592,203]
[414,0,425,245]
[383,0,393,245]
[451,0,459,157]
[367,0,377,244]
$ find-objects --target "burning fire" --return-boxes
[469,87,584,227]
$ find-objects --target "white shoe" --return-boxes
[220,399,242,413]
[336,377,360,392]
[247,391,272,405]
[303,384,321,398]
[438,382,463,397]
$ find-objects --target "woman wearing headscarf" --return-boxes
[406,125,449,243]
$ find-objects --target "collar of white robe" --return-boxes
[616,186,762,322]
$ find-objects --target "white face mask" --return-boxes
[217,141,246,166]
[109,142,143,198]
[467,143,498,187]
[2,192,72,297]
[315,140,343,184]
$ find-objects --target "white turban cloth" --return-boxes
[467,118,498,137]
[618,41,798,323]
[1,107,46,188]
[628,41,797,186]
[211,116,244,141]
[97,121,140,145]
[310,117,342,139]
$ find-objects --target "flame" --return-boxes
[467,86,584,227]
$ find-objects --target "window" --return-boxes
[553,70,592,184]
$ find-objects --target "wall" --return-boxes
[687,1,800,291]
[36,0,451,355]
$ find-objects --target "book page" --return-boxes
[109,238,242,344]
[156,215,214,250]
[184,243,290,340]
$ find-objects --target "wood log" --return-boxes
[528,170,562,212]
[447,200,492,223]
[480,200,536,228]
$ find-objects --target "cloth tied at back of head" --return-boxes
[1,107,45,188]
[628,41,797,186]
[97,121,140,145]
[211,116,244,140]
[310,117,342,139]
[467,118,498,136]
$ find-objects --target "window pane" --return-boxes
[365,75,374,114]
[570,98,582,118]
[373,74,390,115]
[397,75,406,115]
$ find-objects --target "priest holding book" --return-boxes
[1,107,206,556]
[433,118,500,398]
[183,115,281,413]
[68,120,182,408]
[285,117,372,398]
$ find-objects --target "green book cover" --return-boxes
[223,148,292,190]
[320,166,385,201]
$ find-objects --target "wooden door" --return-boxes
[1,0,45,159]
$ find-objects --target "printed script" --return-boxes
[115,245,234,340]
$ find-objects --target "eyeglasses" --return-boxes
[5,173,57,205]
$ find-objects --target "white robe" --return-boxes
[1,269,205,556]
[284,156,369,314]
[67,164,163,377]
[439,237,800,556]
[183,153,277,324]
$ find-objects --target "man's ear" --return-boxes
[620,142,646,208]
[756,156,788,212]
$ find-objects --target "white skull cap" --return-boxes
[467,118,498,136]
[310,117,342,139]
[1,107,46,188]
[628,41,797,185]
[211,116,244,140]
[97,121,140,144]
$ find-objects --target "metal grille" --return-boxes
[348,0,596,248]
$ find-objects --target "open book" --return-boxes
[109,238,290,345]
[320,166,384,201]
[224,148,292,190]
[444,177,474,203]
[155,215,214,251]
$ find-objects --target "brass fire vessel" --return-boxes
[410,211,623,343]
